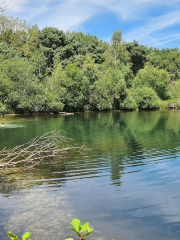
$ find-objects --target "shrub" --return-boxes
[132,87,159,109]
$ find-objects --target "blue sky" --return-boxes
[6,0,180,48]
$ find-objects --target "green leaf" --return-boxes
[65,238,74,240]
[68,227,80,237]
[80,222,89,233]
[22,232,31,240]
[7,231,20,240]
[70,219,81,233]
[82,227,93,237]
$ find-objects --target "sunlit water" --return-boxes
[0,111,180,240]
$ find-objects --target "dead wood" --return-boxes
[0,130,83,170]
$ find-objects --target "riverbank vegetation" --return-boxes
[0,15,180,114]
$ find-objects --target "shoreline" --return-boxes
[0,108,178,117]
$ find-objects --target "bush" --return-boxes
[120,91,137,110]
[133,65,170,100]
[132,87,159,109]
[0,102,13,115]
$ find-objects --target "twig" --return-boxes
[0,130,83,170]
[0,195,18,203]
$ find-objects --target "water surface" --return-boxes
[0,111,180,240]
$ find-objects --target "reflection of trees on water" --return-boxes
[1,111,180,193]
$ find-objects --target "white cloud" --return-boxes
[124,10,180,46]
[37,0,99,31]
[8,0,52,20]
[6,0,180,46]
[156,35,180,46]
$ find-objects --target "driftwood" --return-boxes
[0,195,19,203]
[0,130,83,170]
[58,112,74,115]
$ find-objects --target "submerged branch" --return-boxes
[0,130,83,170]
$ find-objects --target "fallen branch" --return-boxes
[0,195,18,203]
[0,130,83,170]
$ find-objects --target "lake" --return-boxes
[0,110,180,240]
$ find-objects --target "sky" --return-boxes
[5,0,180,48]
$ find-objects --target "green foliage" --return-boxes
[31,47,48,78]
[0,58,44,113]
[111,30,122,62]
[0,42,21,62]
[132,87,159,109]
[133,65,170,100]
[68,218,94,239]
[64,63,84,110]
[90,67,126,110]
[44,64,66,112]
[7,219,94,240]
[120,90,138,110]
[39,27,66,68]
[167,80,180,99]
[0,15,29,54]
[147,47,180,81]
[7,231,31,240]
[22,25,40,59]
[126,40,148,74]
[1,15,180,113]
[80,55,100,110]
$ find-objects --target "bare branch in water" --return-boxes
[0,195,18,203]
[0,130,83,170]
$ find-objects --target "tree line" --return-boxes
[0,15,180,114]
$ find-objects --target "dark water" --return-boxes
[0,111,180,240]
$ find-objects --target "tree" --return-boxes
[111,30,122,62]
[0,58,43,112]
[0,15,30,54]
[44,64,66,112]
[147,48,180,81]
[90,67,126,110]
[126,40,148,75]
[133,65,170,100]
[168,80,180,100]
[22,25,40,59]
[0,41,21,62]
[80,55,100,110]
[64,62,84,110]
[120,90,137,110]
[39,27,66,69]
[31,47,48,78]
[132,87,159,109]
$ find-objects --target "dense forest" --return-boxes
[0,15,180,114]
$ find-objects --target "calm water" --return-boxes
[0,111,180,240]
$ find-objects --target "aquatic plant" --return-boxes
[7,218,94,240]
[68,218,94,240]
[7,231,31,240]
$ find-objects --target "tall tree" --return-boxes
[111,30,122,62]
[126,40,148,75]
